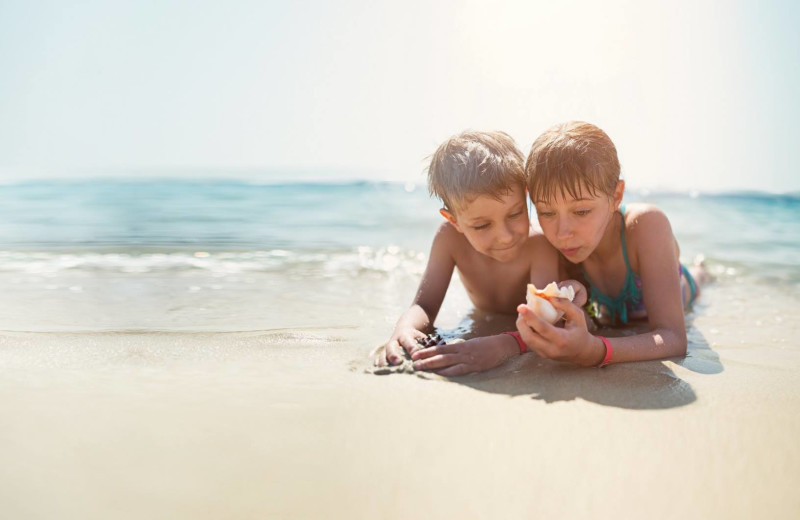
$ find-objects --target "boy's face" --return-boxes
[532,181,624,264]
[443,185,530,263]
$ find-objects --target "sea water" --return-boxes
[0,179,798,344]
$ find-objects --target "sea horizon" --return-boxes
[1,174,799,197]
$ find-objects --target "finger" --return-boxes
[435,364,473,377]
[559,280,588,307]
[370,344,387,367]
[548,298,586,325]
[573,286,588,307]
[398,332,427,356]
[517,304,559,338]
[384,340,406,365]
[515,314,557,358]
[412,353,461,371]
[410,343,459,361]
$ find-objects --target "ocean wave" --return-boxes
[0,247,428,276]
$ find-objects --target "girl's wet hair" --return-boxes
[427,130,526,213]
[525,121,621,203]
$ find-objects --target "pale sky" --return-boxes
[1,0,798,192]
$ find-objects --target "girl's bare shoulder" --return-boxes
[624,203,671,231]
[624,203,675,255]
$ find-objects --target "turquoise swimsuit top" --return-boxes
[583,205,699,324]
[582,205,645,324]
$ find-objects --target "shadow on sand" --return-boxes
[369,311,723,411]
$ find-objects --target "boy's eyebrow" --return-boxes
[534,197,593,204]
[465,202,526,222]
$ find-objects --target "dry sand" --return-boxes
[1,287,799,519]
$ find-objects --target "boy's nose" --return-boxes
[497,223,515,244]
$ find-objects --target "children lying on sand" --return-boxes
[373,130,584,375]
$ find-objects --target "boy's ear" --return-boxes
[439,208,463,232]
[612,180,625,210]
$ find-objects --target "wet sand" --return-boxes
[1,285,799,519]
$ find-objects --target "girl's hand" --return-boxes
[558,279,588,307]
[410,335,519,376]
[516,297,605,367]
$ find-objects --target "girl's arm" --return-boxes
[615,207,687,361]
[516,208,687,366]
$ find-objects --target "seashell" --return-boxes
[525,282,575,324]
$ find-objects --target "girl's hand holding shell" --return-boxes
[524,282,576,324]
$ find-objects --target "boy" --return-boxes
[374,131,575,376]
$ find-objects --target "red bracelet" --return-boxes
[597,335,613,367]
[501,331,528,355]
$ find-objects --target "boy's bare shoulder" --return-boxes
[432,220,470,254]
[433,220,460,240]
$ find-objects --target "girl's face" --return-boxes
[533,181,624,263]
[444,185,530,263]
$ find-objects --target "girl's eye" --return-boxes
[575,209,591,216]
[537,211,554,218]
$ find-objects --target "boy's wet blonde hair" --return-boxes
[427,130,526,213]
[526,121,621,203]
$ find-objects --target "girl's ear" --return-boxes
[439,208,463,232]
[612,180,625,210]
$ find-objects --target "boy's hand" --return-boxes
[410,335,519,376]
[516,297,605,367]
[374,329,434,367]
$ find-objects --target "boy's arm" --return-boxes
[410,234,566,376]
[379,223,457,366]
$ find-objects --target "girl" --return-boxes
[516,121,705,367]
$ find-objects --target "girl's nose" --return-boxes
[556,217,572,239]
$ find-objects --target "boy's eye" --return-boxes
[473,223,490,230]
[508,211,523,219]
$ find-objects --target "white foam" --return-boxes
[0,247,428,278]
